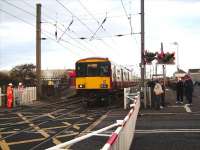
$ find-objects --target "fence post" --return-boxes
[124,88,127,109]
[148,87,151,108]
[0,88,1,107]
[143,86,147,109]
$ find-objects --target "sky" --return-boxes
[0,0,200,77]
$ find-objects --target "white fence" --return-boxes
[0,87,37,107]
[102,93,140,150]
[13,87,37,106]
[124,87,140,109]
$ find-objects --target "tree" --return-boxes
[10,64,37,86]
[0,71,10,86]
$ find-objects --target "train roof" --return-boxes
[76,57,110,63]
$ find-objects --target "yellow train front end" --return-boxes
[75,58,112,102]
[76,77,111,90]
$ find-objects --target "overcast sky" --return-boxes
[0,0,200,76]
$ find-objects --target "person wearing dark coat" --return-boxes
[184,75,193,106]
[176,77,184,104]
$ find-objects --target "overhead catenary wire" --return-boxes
[55,0,120,56]
[77,0,135,57]
[78,0,101,25]
[1,0,35,17]
[0,8,35,27]
[0,0,100,57]
[2,0,141,65]
[20,0,36,9]
[43,16,99,56]
[0,8,86,58]
[90,15,107,41]
[120,0,133,35]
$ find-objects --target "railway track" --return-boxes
[0,95,123,150]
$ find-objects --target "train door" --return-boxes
[112,65,117,89]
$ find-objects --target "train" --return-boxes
[75,57,137,105]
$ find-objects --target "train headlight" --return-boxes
[100,84,108,88]
[78,84,85,88]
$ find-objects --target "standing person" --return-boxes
[153,80,164,110]
[176,77,184,104]
[7,83,13,109]
[160,79,165,108]
[17,82,24,105]
[184,75,193,106]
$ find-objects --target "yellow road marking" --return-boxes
[47,114,56,119]
[73,125,80,130]
[75,122,90,126]
[17,113,62,145]
[80,114,86,117]
[87,117,94,120]
[0,134,10,150]
[56,132,79,138]
[62,122,72,126]
[0,117,19,120]
[0,131,17,134]
[66,111,110,149]
[8,138,45,145]
[78,112,109,136]
[62,122,80,130]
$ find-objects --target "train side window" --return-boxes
[76,63,86,77]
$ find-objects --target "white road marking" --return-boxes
[136,129,200,133]
[184,104,192,113]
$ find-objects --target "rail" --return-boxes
[102,92,140,150]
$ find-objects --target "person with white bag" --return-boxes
[153,80,164,110]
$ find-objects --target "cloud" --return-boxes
[1,0,200,76]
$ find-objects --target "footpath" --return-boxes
[131,86,200,150]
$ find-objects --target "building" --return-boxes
[188,69,200,83]
[173,69,186,78]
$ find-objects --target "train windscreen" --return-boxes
[76,62,110,77]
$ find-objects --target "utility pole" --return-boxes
[161,42,166,87]
[36,3,41,100]
[141,0,145,89]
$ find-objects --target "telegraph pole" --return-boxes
[36,3,41,100]
[141,0,145,89]
[161,42,166,87]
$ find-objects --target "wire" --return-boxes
[0,8,35,27]
[20,0,35,10]
[78,0,100,25]
[120,0,129,19]
[76,1,136,57]
[1,0,35,17]
[0,8,84,58]
[55,0,94,34]
[55,0,119,53]
[1,0,99,56]
[90,15,107,40]
[120,0,133,35]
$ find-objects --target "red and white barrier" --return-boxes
[101,94,140,150]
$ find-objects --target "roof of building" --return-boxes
[188,69,200,73]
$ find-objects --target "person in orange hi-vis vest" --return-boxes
[7,83,13,108]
